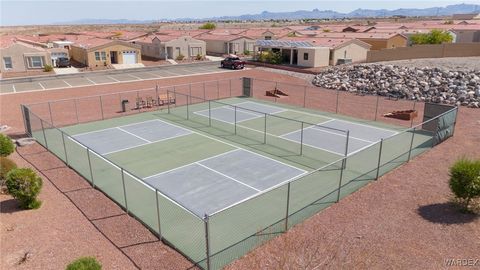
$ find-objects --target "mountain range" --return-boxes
[59,4,480,24]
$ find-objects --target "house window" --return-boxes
[190,47,201,56]
[303,53,309,60]
[265,36,272,40]
[100,51,106,61]
[27,56,44,68]
[3,57,12,69]
[95,52,100,61]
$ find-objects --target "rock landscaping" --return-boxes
[312,64,480,108]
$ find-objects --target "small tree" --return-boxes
[410,29,453,45]
[0,134,15,157]
[66,257,102,270]
[6,168,43,209]
[449,158,480,211]
[176,54,185,61]
[199,22,216,30]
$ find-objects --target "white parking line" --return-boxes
[127,74,143,80]
[63,80,72,87]
[85,77,97,85]
[107,76,120,82]
[12,84,16,93]
[38,82,45,90]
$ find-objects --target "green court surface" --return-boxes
[31,96,436,270]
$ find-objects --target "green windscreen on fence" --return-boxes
[64,138,92,182]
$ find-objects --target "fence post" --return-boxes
[155,189,162,240]
[300,122,304,155]
[375,139,384,180]
[343,131,350,169]
[336,157,346,202]
[61,131,69,165]
[48,101,53,125]
[74,98,79,124]
[284,182,291,231]
[155,85,159,111]
[99,96,104,120]
[86,148,95,187]
[335,89,339,114]
[264,113,267,144]
[167,91,171,113]
[303,86,307,108]
[189,83,192,98]
[274,82,278,103]
[121,168,129,213]
[204,214,211,270]
[229,79,232,97]
[407,127,416,161]
[40,120,48,149]
[136,91,140,113]
[186,95,190,120]
[216,80,219,99]
[374,95,380,121]
[203,82,206,100]
[208,101,212,126]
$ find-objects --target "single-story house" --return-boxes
[284,37,372,65]
[241,28,293,40]
[315,32,408,50]
[196,33,256,55]
[70,38,142,67]
[133,34,206,60]
[0,39,53,73]
[253,39,330,68]
[452,13,480,20]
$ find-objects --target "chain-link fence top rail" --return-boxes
[21,77,458,270]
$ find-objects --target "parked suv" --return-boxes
[220,56,245,70]
[56,57,71,68]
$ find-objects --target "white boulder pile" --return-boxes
[312,64,480,108]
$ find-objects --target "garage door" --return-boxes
[122,51,137,64]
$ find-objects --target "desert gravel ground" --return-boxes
[372,56,480,71]
[1,66,479,269]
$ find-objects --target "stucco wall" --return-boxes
[165,36,206,59]
[360,35,407,50]
[297,47,329,67]
[0,43,50,72]
[331,43,369,65]
[366,43,480,62]
[71,43,141,67]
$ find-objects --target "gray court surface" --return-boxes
[281,119,397,156]
[194,106,264,123]
[144,149,306,216]
[235,101,286,114]
[72,120,192,155]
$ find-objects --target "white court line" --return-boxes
[72,119,160,137]
[234,101,288,114]
[12,84,16,93]
[307,125,375,144]
[85,77,97,85]
[144,149,241,179]
[279,119,336,137]
[193,107,263,124]
[196,163,261,192]
[107,76,120,82]
[117,127,151,143]
[62,80,72,87]
[38,82,45,90]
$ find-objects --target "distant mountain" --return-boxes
[56,4,480,24]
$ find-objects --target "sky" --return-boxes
[0,0,477,26]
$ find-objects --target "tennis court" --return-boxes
[23,77,458,270]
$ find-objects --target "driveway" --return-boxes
[0,62,244,95]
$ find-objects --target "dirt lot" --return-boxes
[1,67,479,269]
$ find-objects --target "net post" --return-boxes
[121,168,129,213]
[374,94,379,121]
[61,131,69,165]
[375,139,383,180]
[303,85,307,108]
[410,101,416,127]
[335,89,339,114]
[48,101,53,125]
[40,120,49,149]
[155,189,162,240]
[407,127,416,161]
[263,113,267,144]
[204,214,211,270]
[300,122,304,155]
[284,182,291,232]
[86,148,95,188]
[99,95,104,120]
[234,106,237,134]
[74,98,79,124]
[208,100,211,126]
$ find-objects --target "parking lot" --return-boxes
[0,62,241,95]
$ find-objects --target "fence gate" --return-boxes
[422,103,458,146]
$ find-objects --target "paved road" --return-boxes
[0,61,242,95]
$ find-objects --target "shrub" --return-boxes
[6,168,43,209]
[66,257,102,270]
[176,54,185,61]
[449,158,480,211]
[195,54,203,60]
[410,29,453,45]
[0,134,15,157]
[43,64,53,72]
[199,22,216,30]
[0,157,17,193]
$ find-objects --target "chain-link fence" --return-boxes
[21,77,458,270]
